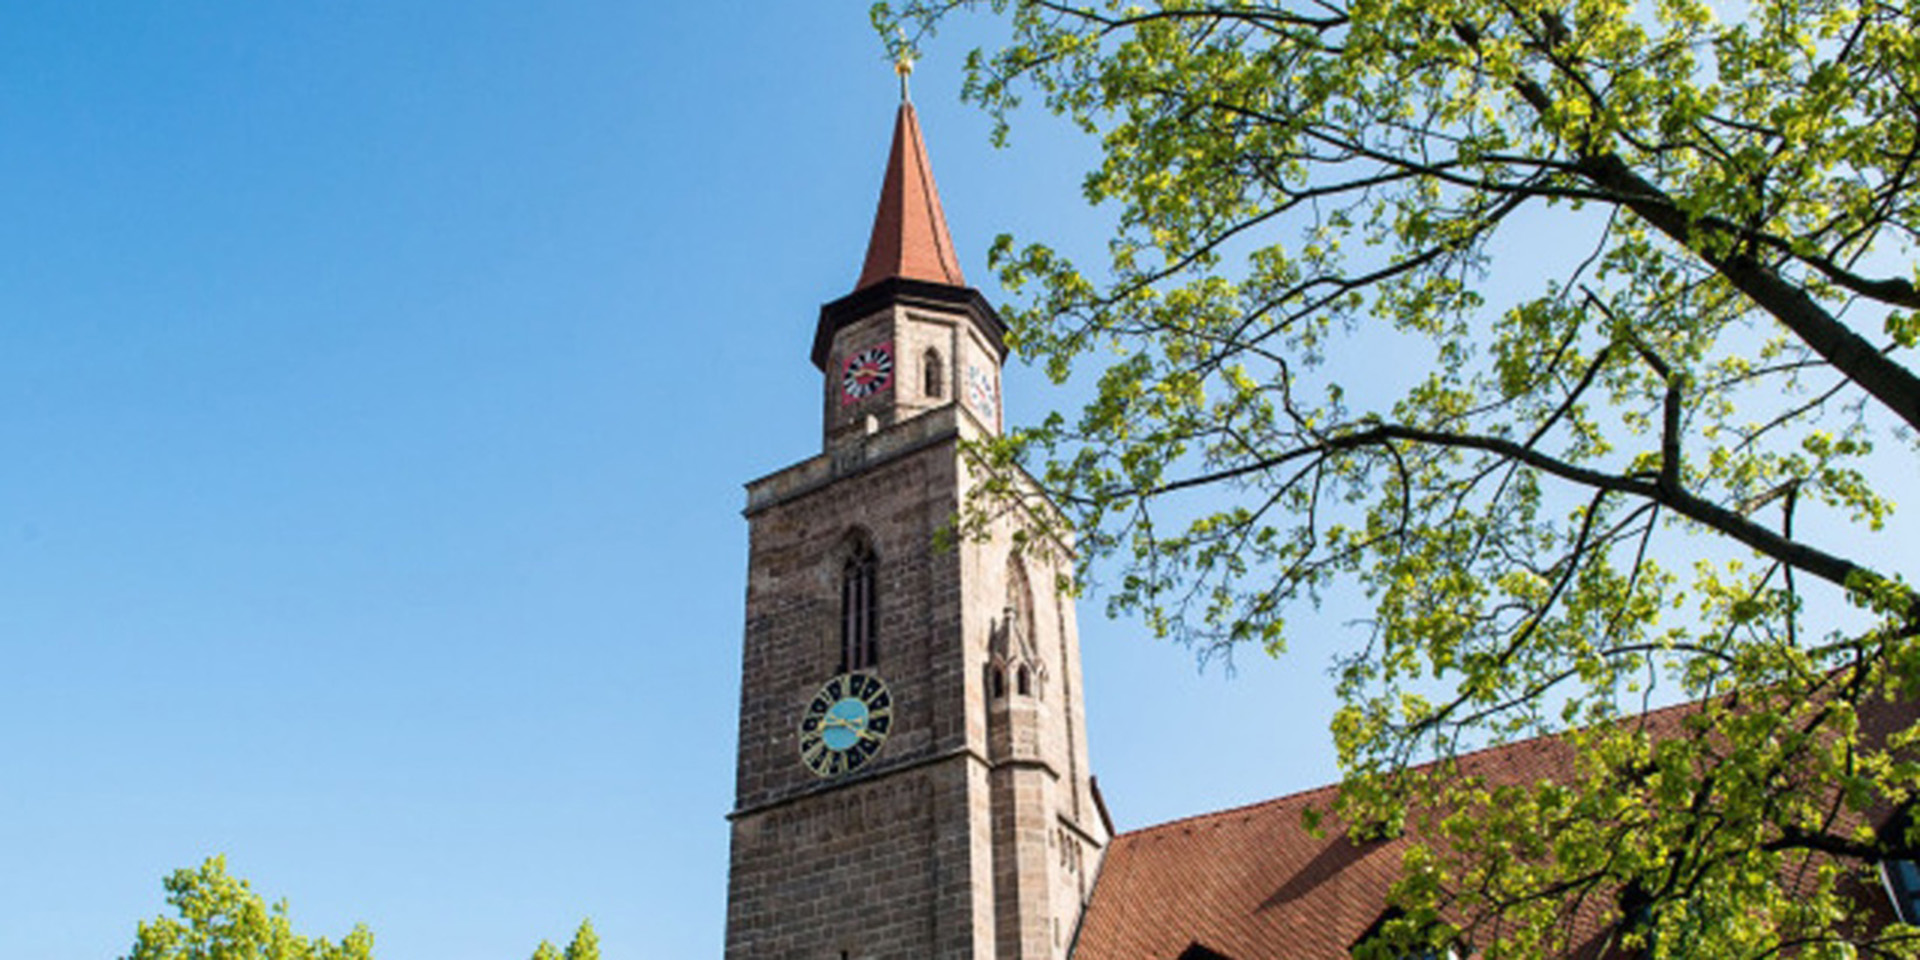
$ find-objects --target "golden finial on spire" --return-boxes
[894,30,915,102]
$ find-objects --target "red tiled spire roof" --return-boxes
[810,93,1004,372]
[855,100,966,291]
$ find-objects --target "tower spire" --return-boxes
[853,80,965,292]
[811,73,1004,374]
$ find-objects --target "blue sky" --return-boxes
[10,4,1915,958]
[1,5,1348,957]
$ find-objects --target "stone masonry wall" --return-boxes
[729,294,1104,958]
[730,405,990,957]
[727,758,983,959]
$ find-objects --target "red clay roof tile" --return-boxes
[1073,695,1913,959]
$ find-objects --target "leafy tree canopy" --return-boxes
[123,856,374,960]
[878,0,1920,954]
[124,856,598,960]
[529,920,600,960]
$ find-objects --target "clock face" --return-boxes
[966,364,997,420]
[798,671,893,778]
[841,344,895,403]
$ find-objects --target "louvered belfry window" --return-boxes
[841,539,878,672]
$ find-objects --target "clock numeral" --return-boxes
[868,690,891,712]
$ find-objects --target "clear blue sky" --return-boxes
[13,5,1914,958]
[1,5,1350,957]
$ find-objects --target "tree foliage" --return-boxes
[528,920,600,960]
[879,0,1920,954]
[123,856,375,960]
[124,856,598,960]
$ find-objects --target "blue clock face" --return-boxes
[798,671,893,778]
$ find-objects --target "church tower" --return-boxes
[725,78,1109,959]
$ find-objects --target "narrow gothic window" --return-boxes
[924,348,944,398]
[990,666,1007,700]
[1017,664,1033,696]
[841,536,878,672]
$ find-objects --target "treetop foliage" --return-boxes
[122,856,599,960]
[123,856,374,960]
[529,920,600,960]
[878,0,1920,954]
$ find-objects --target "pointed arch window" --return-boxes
[924,348,945,399]
[841,536,879,672]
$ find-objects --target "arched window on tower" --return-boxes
[841,535,878,672]
[923,348,945,399]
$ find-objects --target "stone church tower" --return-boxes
[724,86,1109,959]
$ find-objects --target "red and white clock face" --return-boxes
[841,344,895,403]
